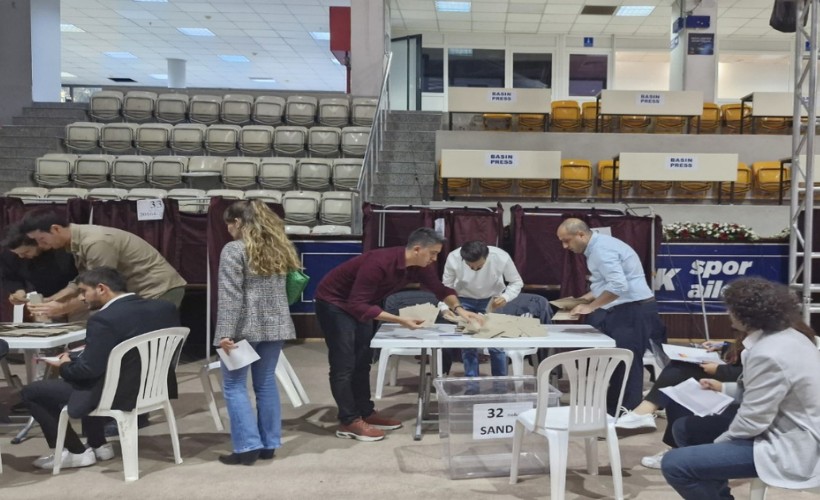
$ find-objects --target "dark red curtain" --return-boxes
[0,198,91,232]
[361,203,436,252]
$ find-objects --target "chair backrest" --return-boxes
[534,348,632,434]
[100,123,138,153]
[74,154,114,187]
[187,156,224,174]
[46,187,88,201]
[155,93,189,124]
[189,95,222,124]
[36,154,77,187]
[87,188,128,201]
[111,155,151,188]
[285,95,318,126]
[312,224,352,235]
[560,159,592,191]
[5,186,49,200]
[204,124,241,154]
[282,190,321,226]
[259,157,297,190]
[90,91,124,122]
[94,328,189,413]
[244,189,283,203]
[308,126,342,157]
[320,191,355,226]
[125,188,168,200]
[296,158,333,191]
[332,159,363,191]
[123,91,158,122]
[148,156,187,188]
[206,189,245,200]
[273,126,308,156]
[222,157,260,189]
[136,123,174,152]
[253,95,286,126]
[340,126,370,157]
[221,94,254,124]
[238,125,275,155]
[318,97,350,127]
[171,123,207,153]
[65,122,103,152]
[351,97,377,126]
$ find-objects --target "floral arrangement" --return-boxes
[663,222,760,242]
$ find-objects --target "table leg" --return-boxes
[413,347,430,441]
[24,351,36,385]
[12,417,36,444]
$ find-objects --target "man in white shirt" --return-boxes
[440,241,524,376]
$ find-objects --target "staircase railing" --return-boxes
[353,52,393,234]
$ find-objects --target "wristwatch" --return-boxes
[452,305,464,314]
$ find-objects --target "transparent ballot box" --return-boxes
[434,376,560,479]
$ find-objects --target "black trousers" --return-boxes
[21,379,107,453]
[315,300,376,425]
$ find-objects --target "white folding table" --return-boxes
[370,323,615,440]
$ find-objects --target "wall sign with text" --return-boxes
[637,93,665,106]
[667,156,697,171]
[486,152,518,167]
[472,401,534,440]
[488,90,515,103]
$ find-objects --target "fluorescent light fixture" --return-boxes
[436,1,471,13]
[310,31,330,40]
[448,48,473,56]
[104,51,137,59]
[177,27,215,37]
[615,6,655,16]
[219,54,249,62]
[60,24,85,33]
[61,72,77,78]
[250,77,277,83]
[150,73,168,80]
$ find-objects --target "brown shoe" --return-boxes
[363,411,403,430]
[336,418,385,442]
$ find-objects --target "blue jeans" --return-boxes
[459,297,507,377]
[220,340,284,453]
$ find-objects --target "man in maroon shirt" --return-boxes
[315,227,483,442]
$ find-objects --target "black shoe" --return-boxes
[218,449,260,466]
[259,449,275,460]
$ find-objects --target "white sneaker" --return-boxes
[641,450,668,469]
[615,409,657,430]
[34,447,97,469]
[93,443,115,461]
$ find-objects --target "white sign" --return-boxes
[472,401,534,440]
[136,199,165,221]
[637,93,664,106]
[486,152,518,167]
[488,90,515,103]
[667,155,697,171]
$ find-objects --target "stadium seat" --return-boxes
[756,116,791,135]
[252,96,286,126]
[167,188,208,213]
[296,159,333,191]
[187,156,225,178]
[282,190,322,226]
[320,191,355,226]
[206,189,245,200]
[581,101,611,132]
[220,94,254,125]
[482,114,513,131]
[125,188,167,200]
[655,115,686,134]
[308,126,342,157]
[437,161,472,197]
[550,100,581,132]
[204,124,241,155]
[4,187,48,201]
[222,157,259,190]
[341,126,370,158]
[518,114,546,132]
[478,179,514,196]
[148,156,187,189]
[111,155,151,188]
[559,159,592,196]
[692,103,721,134]
[244,189,283,204]
[753,160,790,196]
[73,154,114,188]
[318,98,350,127]
[122,91,157,122]
[332,159,363,191]
[285,96,318,126]
[87,188,128,201]
[675,180,712,198]
[65,122,103,152]
[311,225,352,235]
[100,123,138,154]
[259,157,297,191]
[619,115,651,133]
[517,179,551,197]
[189,95,222,125]
[597,160,633,196]
[273,126,308,157]
[721,103,752,134]
[89,91,124,122]
[285,225,311,235]
[639,180,673,197]
[170,123,207,155]
[45,187,88,201]
[351,97,377,126]
[719,162,752,200]
[155,93,189,124]
[35,154,77,187]
[238,125,275,156]
[136,123,173,154]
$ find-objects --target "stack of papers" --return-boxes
[398,303,440,326]
[662,344,725,365]
[459,313,547,339]
[549,297,592,321]
[217,340,261,371]
[659,378,735,417]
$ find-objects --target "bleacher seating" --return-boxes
[74,154,113,187]
[204,124,241,155]
[221,94,254,125]
[341,127,370,158]
[100,123,138,153]
[351,97,377,126]
[65,122,103,152]
[189,95,222,125]
[206,189,244,200]
[167,188,207,213]
[89,91,124,122]
[285,225,312,235]
[752,160,790,196]
[222,158,259,190]
[122,91,157,122]
[332,159,363,191]
[274,126,308,157]
[694,103,721,134]
[46,187,88,201]
[655,115,686,134]
[244,189,283,203]
[155,93,189,124]
[559,159,592,196]
[550,100,581,132]
[87,188,128,201]
[719,162,752,200]
[320,191,355,226]
[296,159,333,191]
[125,188,167,200]
[4,186,49,200]
[171,123,208,155]
[286,96,318,127]
[148,156,186,188]
[318,98,350,127]
[482,114,513,131]
[112,155,151,188]
[252,96,286,126]
[136,123,173,154]
[311,225,352,235]
[581,101,611,132]
[282,190,322,226]
[721,103,752,134]
[619,115,651,133]
[239,125,275,156]
[259,157,297,191]
[36,154,76,187]
[308,127,342,157]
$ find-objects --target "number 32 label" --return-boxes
[472,401,534,440]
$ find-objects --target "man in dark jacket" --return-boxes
[21,267,180,469]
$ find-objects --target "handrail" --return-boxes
[352,52,393,235]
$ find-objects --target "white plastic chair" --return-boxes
[200,350,310,431]
[504,348,540,376]
[52,327,189,482]
[375,348,443,400]
[510,348,633,500]
[750,477,820,499]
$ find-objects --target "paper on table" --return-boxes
[551,311,580,321]
[549,297,592,310]
[217,339,261,371]
[399,303,440,326]
[662,344,725,365]
[659,378,735,417]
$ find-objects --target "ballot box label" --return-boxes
[473,402,534,440]
[137,199,165,221]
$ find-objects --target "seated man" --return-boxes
[21,267,180,469]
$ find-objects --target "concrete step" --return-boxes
[379,150,435,162]
[381,140,435,152]
[387,111,443,123]
[12,116,77,127]
[0,167,35,183]
[22,107,89,120]
[0,146,55,158]
[0,125,66,138]
[0,157,36,170]
[370,183,432,198]
[372,173,434,187]
[382,131,436,142]
[377,161,435,174]
[31,101,89,110]
[384,121,442,132]
[0,136,64,149]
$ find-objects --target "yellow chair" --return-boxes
[518,114,546,132]
[559,159,592,196]
[518,179,551,197]
[478,178,513,196]
[550,100,581,132]
[597,160,633,196]
[638,180,673,198]
[719,162,752,200]
[482,113,513,131]
[720,104,753,134]
[581,101,612,132]
[438,161,472,197]
[675,180,712,198]
[756,116,791,135]
[619,115,651,133]
[752,160,790,197]
[693,103,721,134]
[655,115,686,134]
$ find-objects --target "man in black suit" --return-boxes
[21,267,180,470]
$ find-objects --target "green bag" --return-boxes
[286,269,310,305]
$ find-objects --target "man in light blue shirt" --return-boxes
[557,218,665,414]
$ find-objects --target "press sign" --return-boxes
[486,152,517,167]
[637,93,664,105]
[667,156,697,170]
[473,401,534,440]
[137,199,165,221]
[489,90,515,103]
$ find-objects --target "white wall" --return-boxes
[717,53,792,102]
[613,57,670,91]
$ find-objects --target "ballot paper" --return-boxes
[549,297,592,310]
[463,313,547,339]
[398,303,440,326]
[662,344,725,365]
[551,311,580,321]
[659,378,735,417]
[217,340,261,371]
[36,356,63,364]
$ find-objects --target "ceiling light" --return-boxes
[60,24,85,33]
[104,51,137,59]
[615,6,655,16]
[150,74,168,80]
[61,72,77,78]
[436,1,471,13]
[177,27,215,37]
[310,32,330,40]
[250,77,277,83]
[220,54,249,62]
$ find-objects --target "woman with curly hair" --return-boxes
[215,200,300,465]
[662,277,820,498]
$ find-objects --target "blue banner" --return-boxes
[655,243,788,313]
[290,240,363,314]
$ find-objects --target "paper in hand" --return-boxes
[551,311,580,321]
[662,344,725,365]
[217,339,261,371]
[398,303,440,326]
[659,378,734,417]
